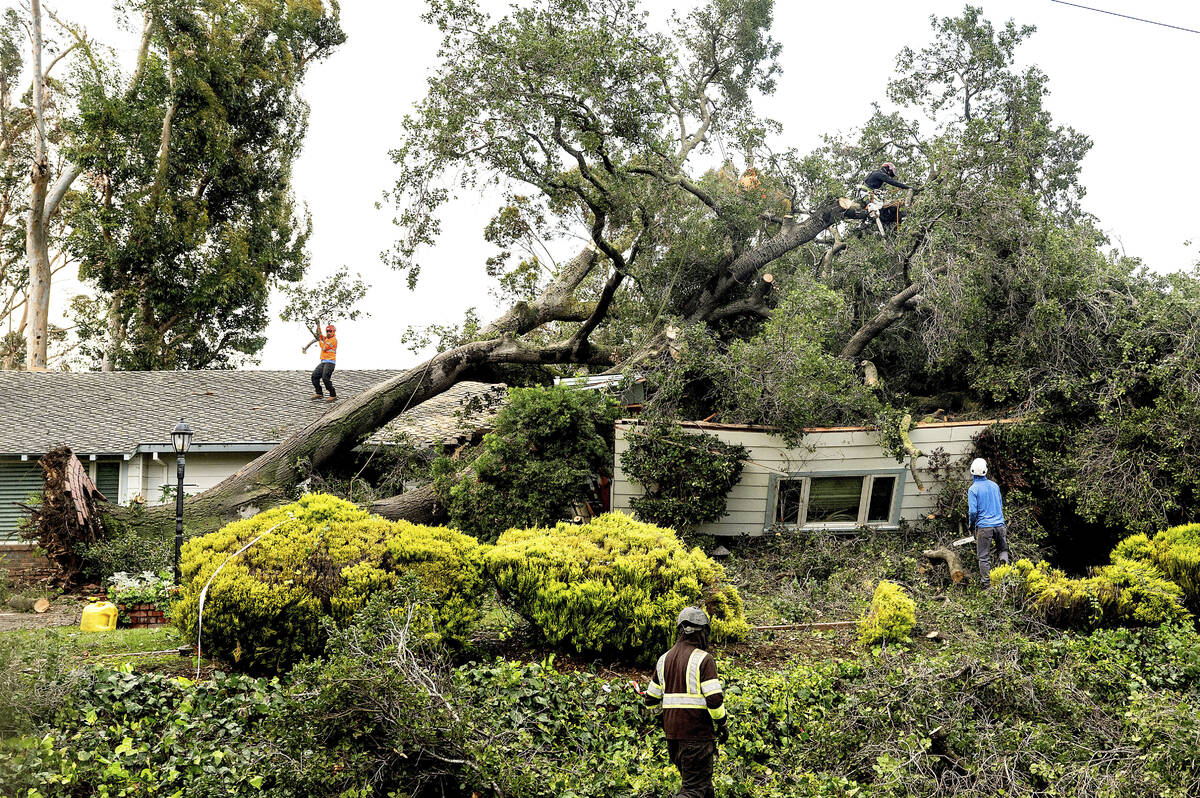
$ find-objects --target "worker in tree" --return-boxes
[644,607,728,798]
[858,162,912,230]
[310,322,338,402]
[968,458,1009,587]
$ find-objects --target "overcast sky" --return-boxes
[41,0,1200,371]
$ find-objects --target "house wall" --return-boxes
[125,451,260,505]
[612,420,998,537]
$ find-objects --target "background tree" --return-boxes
[65,0,344,370]
[1,5,84,370]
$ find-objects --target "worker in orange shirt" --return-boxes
[310,322,338,402]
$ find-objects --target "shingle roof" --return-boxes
[2,370,505,455]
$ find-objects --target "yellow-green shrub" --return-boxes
[175,494,487,672]
[857,581,916,647]
[383,520,488,644]
[990,557,1188,629]
[1141,524,1200,607]
[484,512,749,657]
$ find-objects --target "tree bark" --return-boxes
[839,282,922,361]
[370,485,439,524]
[23,3,82,371]
[137,333,617,530]
[25,0,50,370]
[923,547,965,584]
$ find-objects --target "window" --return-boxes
[772,472,900,528]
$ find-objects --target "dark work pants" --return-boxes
[311,361,336,397]
[667,739,715,798]
[976,524,1009,586]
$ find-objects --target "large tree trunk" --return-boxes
[133,333,616,533]
[370,485,439,524]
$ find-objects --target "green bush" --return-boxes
[992,523,1200,629]
[857,581,916,646]
[382,520,488,645]
[991,557,1189,628]
[485,512,749,657]
[81,517,173,581]
[620,424,747,531]
[436,385,619,540]
[174,494,486,672]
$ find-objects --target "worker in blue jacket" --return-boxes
[968,458,1010,587]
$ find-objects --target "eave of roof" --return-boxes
[616,417,1024,434]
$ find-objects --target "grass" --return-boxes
[0,625,188,674]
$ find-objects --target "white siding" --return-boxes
[613,421,1001,537]
[124,452,259,506]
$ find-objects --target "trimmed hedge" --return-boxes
[858,581,916,646]
[175,494,486,672]
[485,512,749,656]
[991,522,1200,629]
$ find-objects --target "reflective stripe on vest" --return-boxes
[658,648,725,719]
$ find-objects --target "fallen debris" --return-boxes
[923,546,966,584]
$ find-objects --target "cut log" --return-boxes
[6,595,42,612]
[923,547,966,584]
[34,597,50,613]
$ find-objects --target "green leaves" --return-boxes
[66,0,345,369]
[621,424,747,531]
[485,512,748,657]
[436,385,619,540]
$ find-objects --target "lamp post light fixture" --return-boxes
[171,419,193,585]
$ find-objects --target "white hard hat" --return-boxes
[970,458,988,476]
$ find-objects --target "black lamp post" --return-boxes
[171,418,193,585]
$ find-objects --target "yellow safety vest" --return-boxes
[645,648,726,721]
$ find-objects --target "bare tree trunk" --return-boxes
[101,295,122,372]
[130,333,617,531]
[24,0,50,370]
[23,2,82,371]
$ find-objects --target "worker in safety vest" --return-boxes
[644,607,727,798]
[968,457,1009,587]
[310,322,338,402]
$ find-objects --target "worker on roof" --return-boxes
[968,457,1009,587]
[644,607,728,798]
[311,322,338,402]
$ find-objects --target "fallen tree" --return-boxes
[118,1,1106,537]
[117,0,854,534]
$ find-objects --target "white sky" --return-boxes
[35,0,1200,371]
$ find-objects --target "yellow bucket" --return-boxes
[80,601,119,632]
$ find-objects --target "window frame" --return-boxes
[767,468,906,531]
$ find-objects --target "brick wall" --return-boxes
[0,543,54,581]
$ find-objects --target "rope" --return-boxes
[194,518,289,680]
